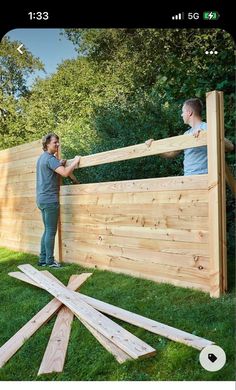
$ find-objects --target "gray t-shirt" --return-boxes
[184,122,208,176]
[36,152,61,204]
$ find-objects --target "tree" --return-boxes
[0,36,44,148]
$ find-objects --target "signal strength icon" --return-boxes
[172,12,184,20]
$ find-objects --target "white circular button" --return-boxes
[199,345,226,372]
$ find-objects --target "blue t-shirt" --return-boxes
[36,152,61,204]
[184,122,208,176]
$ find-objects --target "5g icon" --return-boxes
[188,12,200,20]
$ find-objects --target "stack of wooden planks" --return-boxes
[0,264,214,375]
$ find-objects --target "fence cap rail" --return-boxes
[66,132,207,169]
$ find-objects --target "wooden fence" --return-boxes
[0,91,227,297]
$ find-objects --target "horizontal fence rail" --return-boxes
[66,133,207,169]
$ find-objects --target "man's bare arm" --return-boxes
[145,139,181,158]
[69,172,80,184]
[224,137,234,153]
[55,156,81,177]
[193,130,234,153]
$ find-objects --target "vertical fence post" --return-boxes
[206,90,227,297]
[54,144,62,263]
[218,92,227,293]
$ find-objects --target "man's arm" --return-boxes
[145,139,181,158]
[193,130,234,152]
[59,159,80,183]
[55,156,81,177]
[69,172,80,184]
[224,138,234,153]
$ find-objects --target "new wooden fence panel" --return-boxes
[60,175,211,293]
[0,140,43,254]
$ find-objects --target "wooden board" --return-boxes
[9,271,131,365]
[66,132,207,168]
[18,264,156,359]
[218,92,227,293]
[60,189,208,206]
[0,273,92,368]
[61,224,208,243]
[206,91,224,297]
[60,175,208,196]
[10,270,213,350]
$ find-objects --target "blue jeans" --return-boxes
[37,202,59,265]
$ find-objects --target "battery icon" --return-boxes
[203,11,220,20]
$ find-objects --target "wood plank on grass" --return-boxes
[38,275,76,375]
[42,272,131,364]
[0,273,92,368]
[18,264,156,360]
[11,270,213,351]
[10,271,131,365]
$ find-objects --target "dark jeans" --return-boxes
[37,202,59,264]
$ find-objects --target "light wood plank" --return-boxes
[18,264,156,359]
[207,91,224,297]
[0,273,92,368]
[66,133,207,168]
[61,213,209,230]
[61,202,209,218]
[40,272,131,365]
[218,92,227,293]
[63,252,210,292]
[60,189,208,206]
[62,231,209,256]
[38,292,74,374]
[9,271,131,365]
[61,224,208,243]
[60,175,208,196]
[0,139,41,162]
[10,270,213,350]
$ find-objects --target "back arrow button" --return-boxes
[17,44,24,54]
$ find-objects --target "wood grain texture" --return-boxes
[10,270,214,351]
[206,91,225,297]
[0,273,91,368]
[18,264,156,359]
[66,133,207,168]
[9,271,131,365]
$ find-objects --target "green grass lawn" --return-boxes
[0,247,235,381]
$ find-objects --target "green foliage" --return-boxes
[1,29,234,177]
[0,36,44,149]
[0,247,235,381]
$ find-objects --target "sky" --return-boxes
[5,28,78,87]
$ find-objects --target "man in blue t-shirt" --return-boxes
[145,98,234,175]
[36,133,81,268]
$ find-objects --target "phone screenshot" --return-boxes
[0,5,235,389]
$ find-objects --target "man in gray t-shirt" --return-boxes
[36,151,62,204]
[36,133,81,268]
[145,98,234,174]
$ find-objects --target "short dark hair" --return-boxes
[42,133,59,151]
[184,98,203,117]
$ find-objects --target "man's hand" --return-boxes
[192,129,201,138]
[60,159,67,166]
[73,155,81,168]
[145,139,154,148]
[72,178,80,184]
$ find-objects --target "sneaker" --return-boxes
[38,261,46,267]
[48,260,62,268]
